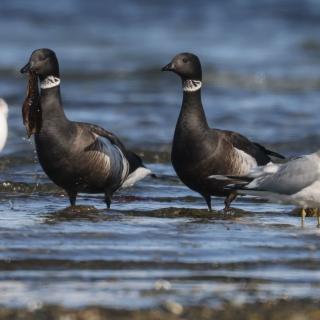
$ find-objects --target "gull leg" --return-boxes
[203,195,212,212]
[309,208,317,215]
[306,208,320,227]
[301,208,307,227]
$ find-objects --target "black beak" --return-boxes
[161,62,174,72]
[20,62,31,74]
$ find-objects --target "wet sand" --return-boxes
[0,299,319,320]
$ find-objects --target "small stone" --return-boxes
[27,300,43,312]
[154,280,171,291]
[163,300,183,315]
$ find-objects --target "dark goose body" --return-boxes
[21,48,150,207]
[162,53,284,210]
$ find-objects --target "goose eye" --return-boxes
[182,58,188,63]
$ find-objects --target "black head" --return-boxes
[161,52,202,81]
[20,48,59,80]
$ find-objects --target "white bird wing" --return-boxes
[0,98,8,152]
[246,153,320,195]
[246,161,280,178]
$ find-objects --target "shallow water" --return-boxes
[0,0,320,311]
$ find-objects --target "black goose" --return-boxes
[162,52,284,211]
[20,48,151,208]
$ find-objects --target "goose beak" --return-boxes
[161,62,174,72]
[20,62,31,74]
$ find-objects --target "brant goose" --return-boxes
[212,153,320,226]
[0,98,8,152]
[20,48,150,208]
[162,52,284,211]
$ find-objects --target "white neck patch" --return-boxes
[40,76,61,89]
[183,79,202,92]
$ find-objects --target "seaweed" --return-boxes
[22,71,41,137]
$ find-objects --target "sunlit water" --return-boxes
[0,0,320,310]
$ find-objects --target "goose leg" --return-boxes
[224,192,237,212]
[67,190,77,207]
[203,195,212,212]
[104,193,112,209]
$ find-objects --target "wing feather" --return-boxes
[217,129,284,164]
[246,153,320,195]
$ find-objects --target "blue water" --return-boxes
[0,0,320,310]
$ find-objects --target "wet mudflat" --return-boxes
[0,154,320,316]
[0,300,320,320]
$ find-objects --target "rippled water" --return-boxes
[0,0,320,311]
